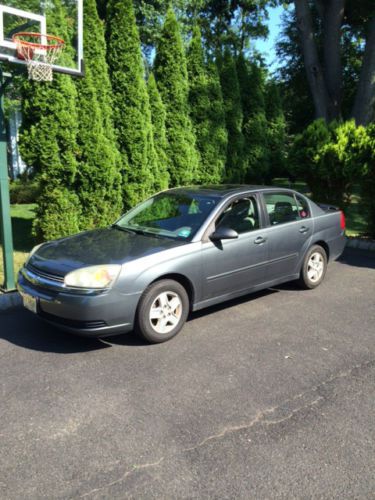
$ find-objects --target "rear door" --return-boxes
[260,191,313,281]
[201,195,268,299]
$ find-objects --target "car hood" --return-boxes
[28,227,187,277]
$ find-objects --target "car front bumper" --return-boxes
[17,267,142,338]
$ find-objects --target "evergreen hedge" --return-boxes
[237,55,268,183]
[265,81,287,180]
[154,7,199,187]
[147,73,170,190]
[218,49,245,183]
[75,0,122,229]
[187,25,227,184]
[106,0,158,209]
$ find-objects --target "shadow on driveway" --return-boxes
[189,288,278,320]
[338,247,375,270]
[0,309,110,354]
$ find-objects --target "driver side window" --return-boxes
[216,197,260,234]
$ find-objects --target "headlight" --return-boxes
[26,243,44,264]
[64,265,121,289]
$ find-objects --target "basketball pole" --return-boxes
[0,68,15,291]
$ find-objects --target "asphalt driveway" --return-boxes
[1,248,374,499]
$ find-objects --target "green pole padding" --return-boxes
[0,71,15,290]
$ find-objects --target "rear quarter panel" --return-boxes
[311,212,346,261]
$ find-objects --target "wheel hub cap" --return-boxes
[307,252,324,283]
[149,291,182,334]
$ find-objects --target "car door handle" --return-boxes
[254,236,267,245]
[299,226,310,234]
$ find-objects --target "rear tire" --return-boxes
[135,279,189,344]
[298,245,327,289]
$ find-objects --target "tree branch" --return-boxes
[294,0,330,121]
[352,16,375,125]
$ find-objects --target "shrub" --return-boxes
[32,187,81,242]
[290,119,369,209]
[359,123,375,237]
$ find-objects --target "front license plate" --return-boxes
[22,293,37,314]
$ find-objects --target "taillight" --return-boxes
[340,210,346,230]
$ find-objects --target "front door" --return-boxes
[201,196,268,300]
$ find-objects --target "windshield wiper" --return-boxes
[131,227,164,238]
[112,224,137,235]
[113,224,170,239]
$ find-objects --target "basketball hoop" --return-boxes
[12,32,65,82]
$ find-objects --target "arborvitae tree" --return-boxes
[147,73,169,190]
[74,0,122,229]
[154,7,199,186]
[265,81,287,180]
[218,48,245,183]
[236,54,268,183]
[106,0,158,209]
[187,25,227,184]
[19,0,81,240]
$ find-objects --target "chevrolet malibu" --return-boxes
[18,185,346,343]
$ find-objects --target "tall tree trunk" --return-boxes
[352,16,375,125]
[321,0,345,120]
[294,0,330,121]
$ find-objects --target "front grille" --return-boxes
[27,264,65,283]
[39,310,107,330]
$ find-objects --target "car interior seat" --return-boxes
[272,201,296,224]
[218,199,254,233]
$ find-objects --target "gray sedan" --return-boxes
[18,185,346,343]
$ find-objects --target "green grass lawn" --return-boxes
[0,204,37,288]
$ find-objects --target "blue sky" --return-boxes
[253,5,286,71]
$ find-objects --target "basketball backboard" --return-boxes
[0,1,83,76]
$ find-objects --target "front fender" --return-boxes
[114,242,203,304]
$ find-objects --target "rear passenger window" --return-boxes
[296,195,310,219]
[263,193,300,225]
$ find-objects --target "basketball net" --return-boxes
[13,32,65,82]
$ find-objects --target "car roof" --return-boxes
[167,184,295,199]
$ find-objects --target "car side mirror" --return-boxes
[210,227,239,241]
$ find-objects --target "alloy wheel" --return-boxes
[149,291,182,334]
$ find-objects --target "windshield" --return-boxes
[114,192,219,241]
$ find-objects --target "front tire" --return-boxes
[298,245,327,289]
[135,279,189,343]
